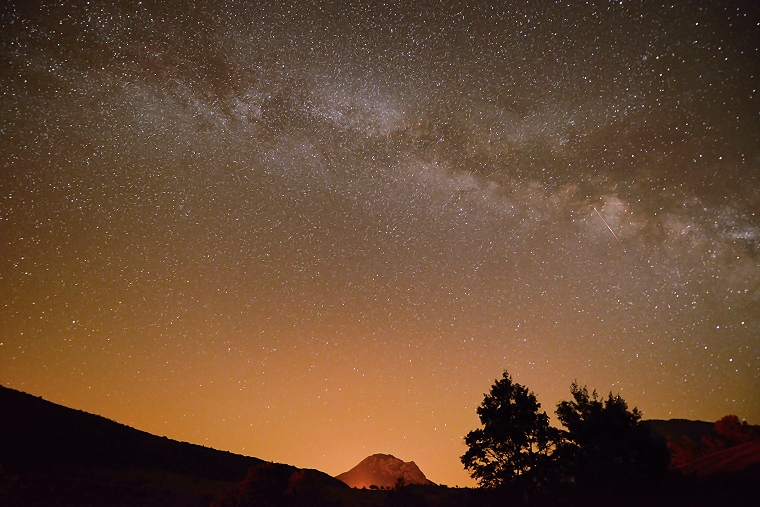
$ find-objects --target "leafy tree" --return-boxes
[669,415,760,467]
[461,371,557,488]
[462,373,670,496]
[554,382,669,486]
[702,415,759,454]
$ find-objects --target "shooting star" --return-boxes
[594,206,622,243]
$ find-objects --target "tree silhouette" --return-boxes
[461,371,557,488]
[702,415,759,454]
[669,414,760,466]
[212,463,290,507]
[554,382,669,486]
[211,463,341,507]
[462,373,674,498]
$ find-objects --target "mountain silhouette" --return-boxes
[336,453,435,489]
[645,418,716,444]
[0,384,345,506]
[0,384,263,480]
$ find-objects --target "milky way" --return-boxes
[1,0,758,486]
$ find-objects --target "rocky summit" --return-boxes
[336,453,435,489]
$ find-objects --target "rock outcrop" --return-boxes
[336,453,435,489]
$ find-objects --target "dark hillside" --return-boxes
[0,385,346,506]
[645,419,715,444]
[0,384,263,482]
[677,440,760,477]
[2,387,755,506]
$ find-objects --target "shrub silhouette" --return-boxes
[211,463,342,507]
[212,463,291,507]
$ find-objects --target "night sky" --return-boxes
[1,0,758,487]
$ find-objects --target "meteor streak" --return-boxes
[594,206,622,243]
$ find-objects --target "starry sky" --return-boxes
[1,0,758,487]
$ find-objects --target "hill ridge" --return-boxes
[0,384,340,487]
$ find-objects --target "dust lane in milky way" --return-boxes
[1,0,758,486]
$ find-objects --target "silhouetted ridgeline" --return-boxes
[645,419,716,445]
[0,384,263,481]
[0,385,345,506]
[2,385,757,507]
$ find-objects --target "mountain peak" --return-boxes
[336,453,435,489]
